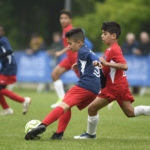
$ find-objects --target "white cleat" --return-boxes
[74,133,96,139]
[0,108,14,115]
[23,97,32,115]
[51,98,63,109]
[108,102,114,110]
[51,102,61,109]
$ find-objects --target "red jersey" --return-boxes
[62,24,77,64]
[103,42,127,86]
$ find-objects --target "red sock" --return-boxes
[0,94,9,109]
[42,106,64,126]
[57,109,71,133]
[0,89,24,103]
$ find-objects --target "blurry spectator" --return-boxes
[137,32,150,96]
[47,32,64,57]
[137,32,150,55]
[122,33,140,55]
[122,33,140,94]
[26,33,46,55]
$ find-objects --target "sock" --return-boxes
[0,94,9,109]
[0,89,24,103]
[54,79,65,99]
[42,106,64,126]
[134,105,150,116]
[87,114,99,135]
[57,109,71,133]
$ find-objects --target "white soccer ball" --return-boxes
[25,120,41,134]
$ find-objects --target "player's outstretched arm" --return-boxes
[55,46,70,57]
[99,57,128,70]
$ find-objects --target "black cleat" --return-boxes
[50,132,64,140]
[25,125,46,140]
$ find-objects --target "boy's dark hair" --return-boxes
[60,9,72,19]
[101,21,121,39]
[65,28,84,42]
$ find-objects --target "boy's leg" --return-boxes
[25,102,70,140]
[0,94,14,115]
[0,89,31,114]
[121,101,150,117]
[51,65,67,108]
[42,102,69,126]
[0,94,9,109]
[74,97,109,139]
[50,109,71,140]
[0,88,25,103]
[56,109,71,133]
[87,97,109,135]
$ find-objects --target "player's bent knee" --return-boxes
[88,106,98,116]
[60,102,70,112]
[124,110,134,118]
[51,71,59,81]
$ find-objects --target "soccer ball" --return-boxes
[25,120,41,134]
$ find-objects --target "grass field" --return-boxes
[0,89,150,150]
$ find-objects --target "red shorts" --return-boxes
[59,57,79,77]
[63,85,97,110]
[98,83,134,107]
[0,74,16,85]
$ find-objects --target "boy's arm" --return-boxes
[0,51,13,59]
[100,57,128,71]
[55,46,70,57]
[87,52,102,67]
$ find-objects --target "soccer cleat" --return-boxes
[0,108,14,115]
[23,97,32,115]
[50,98,63,109]
[108,102,114,110]
[50,132,64,140]
[74,133,96,139]
[25,124,46,140]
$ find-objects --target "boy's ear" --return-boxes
[112,33,117,39]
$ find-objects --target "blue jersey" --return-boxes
[0,36,17,76]
[76,45,101,95]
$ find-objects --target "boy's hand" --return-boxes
[55,51,62,57]
[93,60,102,68]
[72,63,78,70]
[99,57,108,66]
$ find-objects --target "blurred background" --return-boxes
[1,0,150,95]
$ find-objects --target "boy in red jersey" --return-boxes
[74,21,150,139]
[0,25,31,115]
[51,10,79,108]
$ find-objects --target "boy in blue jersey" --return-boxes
[0,25,31,115]
[25,28,102,140]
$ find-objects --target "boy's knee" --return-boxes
[124,109,134,118]
[60,102,70,112]
[51,71,59,81]
[88,105,98,116]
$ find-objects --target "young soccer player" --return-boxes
[50,10,79,108]
[0,25,31,115]
[74,21,150,139]
[25,28,102,140]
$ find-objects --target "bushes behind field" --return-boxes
[73,0,150,52]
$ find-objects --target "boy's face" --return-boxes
[0,27,5,37]
[67,38,81,52]
[101,30,116,45]
[60,14,72,28]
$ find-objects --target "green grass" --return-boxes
[0,89,150,150]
